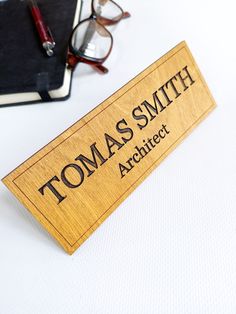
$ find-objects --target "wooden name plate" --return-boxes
[2,42,216,254]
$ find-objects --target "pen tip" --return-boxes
[46,49,54,57]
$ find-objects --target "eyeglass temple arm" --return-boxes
[92,64,109,74]
[68,52,108,74]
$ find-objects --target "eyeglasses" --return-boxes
[67,0,130,74]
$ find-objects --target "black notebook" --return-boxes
[0,0,82,107]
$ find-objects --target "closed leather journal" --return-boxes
[0,0,82,107]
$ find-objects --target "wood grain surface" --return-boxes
[2,41,216,254]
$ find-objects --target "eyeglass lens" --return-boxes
[71,19,112,60]
[92,0,123,22]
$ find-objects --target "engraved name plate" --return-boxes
[2,42,216,254]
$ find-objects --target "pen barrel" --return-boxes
[30,6,52,44]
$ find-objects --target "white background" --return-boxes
[0,0,236,313]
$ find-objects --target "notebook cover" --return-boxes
[0,0,80,100]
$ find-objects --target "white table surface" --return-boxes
[1,0,236,313]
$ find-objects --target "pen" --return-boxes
[28,0,55,56]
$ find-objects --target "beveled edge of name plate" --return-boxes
[2,41,216,254]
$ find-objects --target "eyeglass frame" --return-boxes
[67,0,131,74]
